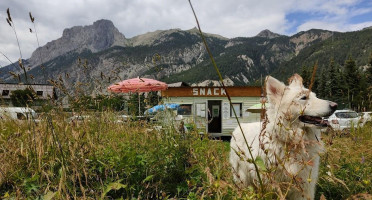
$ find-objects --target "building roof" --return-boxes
[0,83,53,86]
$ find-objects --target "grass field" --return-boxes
[0,110,371,199]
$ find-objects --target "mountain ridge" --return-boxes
[1,19,372,97]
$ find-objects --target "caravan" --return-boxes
[0,107,38,121]
[161,86,262,137]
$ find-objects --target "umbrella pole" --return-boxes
[138,93,141,116]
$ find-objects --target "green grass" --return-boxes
[0,111,371,199]
[0,111,254,199]
[316,125,372,200]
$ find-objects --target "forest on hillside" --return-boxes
[301,53,372,111]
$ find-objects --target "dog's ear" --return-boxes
[288,73,303,87]
[266,76,286,104]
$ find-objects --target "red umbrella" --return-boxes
[107,77,168,114]
[108,77,167,93]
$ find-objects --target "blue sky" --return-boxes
[1,0,372,66]
[286,12,325,33]
[287,0,372,34]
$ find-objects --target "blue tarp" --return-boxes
[144,103,180,115]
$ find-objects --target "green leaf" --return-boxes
[43,191,56,200]
[101,179,126,199]
[2,192,10,198]
[255,156,267,172]
[142,175,154,183]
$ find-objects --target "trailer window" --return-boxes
[17,113,26,120]
[36,91,43,96]
[178,104,192,115]
[231,103,242,117]
[2,90,9,96]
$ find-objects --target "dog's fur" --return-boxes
[230,74,337,200]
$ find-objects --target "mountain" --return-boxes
[0,23,227,96]
[28,19,129,68]
[256,29,282,39]
[1,19,372,98]
[273,28,372,80]
[128,27,227,47]
[0,19,129,84]
[162,29,335,85]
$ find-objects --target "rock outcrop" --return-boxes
[28,19,129,67]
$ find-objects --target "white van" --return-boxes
[0,107,38,121]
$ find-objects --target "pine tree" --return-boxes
[367,52,372,109]
[358,75,369,111]
[367,52,372,85]
[326,59,335,98]
[326,58,345,106]
[316,68,327,99]
[301,66,311,88]
[344,56,362,110]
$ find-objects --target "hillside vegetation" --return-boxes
[274,28,372,79]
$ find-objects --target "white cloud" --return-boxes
[349,21,372,31]
[297,21,343,32]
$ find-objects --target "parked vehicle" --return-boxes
[320,117,329,133]
[359,111,372,126]
[0,107,38,121]
[328,110,360,131]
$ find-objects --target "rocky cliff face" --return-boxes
[290,29,333,55]
[28,19,129,67]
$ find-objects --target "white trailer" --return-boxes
[161,86,262,137]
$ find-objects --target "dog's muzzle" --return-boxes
[299,101,337,127]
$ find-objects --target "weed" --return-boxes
[0,111,254,199]
[317,123,372,199]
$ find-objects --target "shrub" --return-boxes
[9,88,35,107]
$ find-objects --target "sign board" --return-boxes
[212,105,220,117]
[162,86,261,97]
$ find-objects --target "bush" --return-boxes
[9,88,35,107]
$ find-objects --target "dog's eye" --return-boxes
[300,96,307,100]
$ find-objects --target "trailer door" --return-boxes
[208,100,222,133]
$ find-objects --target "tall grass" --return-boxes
[1,111,371,199]
[0,111,258,199]
[317,124,372,199]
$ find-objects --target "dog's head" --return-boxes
[265,74,337,127]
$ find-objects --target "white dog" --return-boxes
[230,74,337,200]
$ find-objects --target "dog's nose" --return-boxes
[329,101,337,112]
